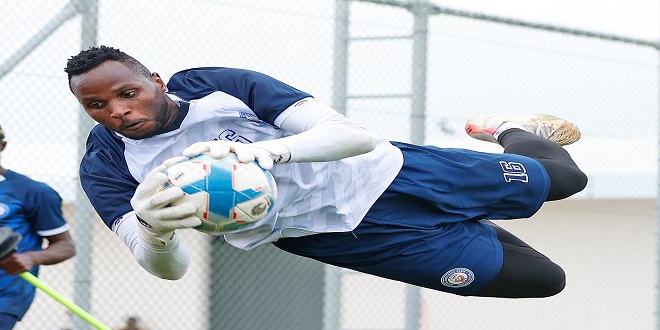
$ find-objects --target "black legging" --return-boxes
[477,220,567,298]
[499,129,588,200]
[476,129,587,298]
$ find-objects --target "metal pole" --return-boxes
[73,0,98,329]
[404,3,429,326]
[656,6,660,329]
[333,0,350,115]
[409,0,429,146]
[656,59,660,330]
[326,3,350,329]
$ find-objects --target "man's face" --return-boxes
[69,60,176,139]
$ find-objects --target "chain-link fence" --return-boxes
[1,0,657,329]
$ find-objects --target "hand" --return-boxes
[0,253,35,275]
[130,164,201,245]
[182,140,291,170]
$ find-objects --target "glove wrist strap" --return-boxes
[253,141,292,164]
[137,216,177,247]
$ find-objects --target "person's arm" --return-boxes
[183,98,377,168]
[270,98,377,162]
[113,211,192,280]
[0,231,76,275]
[81,128,197,280]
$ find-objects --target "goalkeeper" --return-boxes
[65,46,587,298]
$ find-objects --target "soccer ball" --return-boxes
[161,153,277,234]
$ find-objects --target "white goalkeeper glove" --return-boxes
[130,163,201,246]
[182,140,291,170]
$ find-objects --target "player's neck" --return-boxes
[163,97,181,128]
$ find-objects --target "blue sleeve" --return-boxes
[166,67,313,125]
[80,125,138,228]
[22,181,67,233]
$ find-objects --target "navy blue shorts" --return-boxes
[274,142,550,296]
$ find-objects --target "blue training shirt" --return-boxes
[0,170,69,319]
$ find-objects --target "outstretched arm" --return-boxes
[183,98,377,168]
[271,98,377,162]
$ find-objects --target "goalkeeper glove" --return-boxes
[130,164,201,246]
[182,140,291,170]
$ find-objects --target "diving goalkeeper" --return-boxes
[64,46,586,298]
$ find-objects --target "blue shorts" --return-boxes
[274,142,550,296]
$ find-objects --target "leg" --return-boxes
[275,142,570,298]
[273,216,506,297]
[499,129,587,200]
[274,149,552,299]
[476,220,565,298]
[466,114,588,200]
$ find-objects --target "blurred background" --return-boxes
[0,0,657,329]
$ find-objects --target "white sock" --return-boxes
[493,122,528,141]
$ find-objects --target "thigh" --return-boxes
[387,141,551,221]
[476,221,566,298]
[274,215,504,296]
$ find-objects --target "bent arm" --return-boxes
[0,231,76,275]
[259,98,377,163]
[113,212,191,280]
[38,231,76,265]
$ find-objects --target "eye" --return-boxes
[122,90,137,98]
[88,101,105,110]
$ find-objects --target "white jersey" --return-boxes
[80,67,403,250]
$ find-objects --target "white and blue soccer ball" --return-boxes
[161,153,277,234]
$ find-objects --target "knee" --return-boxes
[571,168,588,194]
[476,249,567,298]
[547,164,588,200]
[533,263,566,298]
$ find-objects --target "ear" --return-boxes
[151,72,167,92]
[0,141,6,152]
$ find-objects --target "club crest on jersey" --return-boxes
[0,203,9,218]
[440,267,475,288]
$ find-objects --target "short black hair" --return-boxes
[64,45,151,82]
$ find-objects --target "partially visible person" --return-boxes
[115,316,147,330]
[0,124,76,329]
[53,310,73,330]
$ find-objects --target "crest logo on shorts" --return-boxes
[441,267,475,288]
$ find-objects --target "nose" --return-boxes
[109,103,130,118]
